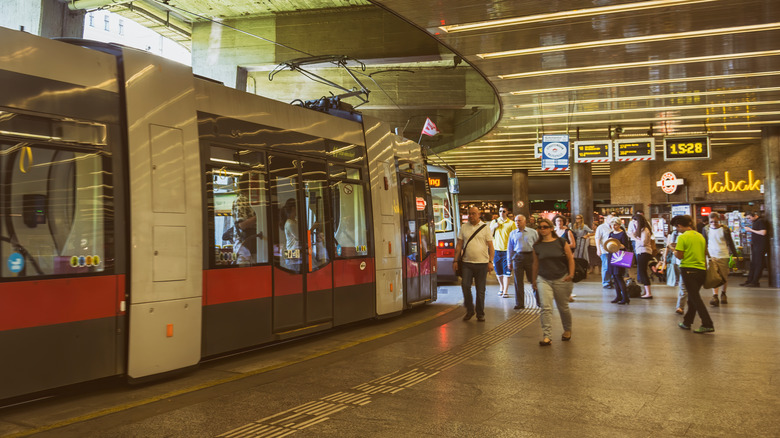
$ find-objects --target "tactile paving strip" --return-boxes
[218,307,541,438]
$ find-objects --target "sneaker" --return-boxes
[693,326,715,334]
[678,322,691,330]
[710,295,719,307]
[463,312,474,321]
[477,316,485,322]
[720,293,728,304]
[675,308,684,314]
[513,305,525,310]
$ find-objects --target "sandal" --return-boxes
[539,339,552,346]
[561,332,572,341]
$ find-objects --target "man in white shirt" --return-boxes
[703,212,737,306]
[453,207,495,322]
[595,212,616,288]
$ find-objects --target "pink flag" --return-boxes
[421,117,439,136]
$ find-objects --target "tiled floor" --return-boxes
[2,278,779,437]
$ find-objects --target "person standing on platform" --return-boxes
[673,215,714,334]
[607,217,631,304]
[508,214,539,309]
[704,212,738,306]
[588,220,601,274]
[666,228,688,315]
[531,218,574,346]
[490,207,515,298]
[595,212,616,288]
[742,211,768,287]
[571,214,593,260]
[631,213,654,299]
[453,207,494,322]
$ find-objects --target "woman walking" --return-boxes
[532,218,575,346]
[607,217,632,304]
[631,214,654,299]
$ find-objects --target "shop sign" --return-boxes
[701,170,761,193]
[656,171,684,194]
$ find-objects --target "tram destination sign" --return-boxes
[574,140,612,163]
[663,136,710,161]
[614,138,655,161]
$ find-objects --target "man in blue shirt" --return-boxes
[507,214,539,309]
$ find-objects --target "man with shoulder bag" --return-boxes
[703,212,738,306]
[453,207,494,322]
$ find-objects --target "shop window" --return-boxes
[1,142,111,278]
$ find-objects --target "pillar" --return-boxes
[571,162,593,226]
[40,0,85,38]
[512,169,530,219]
[761,126,780,287]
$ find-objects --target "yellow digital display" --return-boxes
[664,136,710,161]
[428,173,446,188]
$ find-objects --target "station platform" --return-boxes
[1,278,779,437]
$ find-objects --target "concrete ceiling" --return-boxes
[100,0,780,178]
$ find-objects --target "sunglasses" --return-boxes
[537,225,551,229]
[499,210,507,212]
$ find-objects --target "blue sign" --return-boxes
[541,135,570,171]
[7,252,24,273]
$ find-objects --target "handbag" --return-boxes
[703,257,726,289]
[610,250,635,268]
[456,224,487,277]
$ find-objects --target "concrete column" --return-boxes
[571,162,593,226]
[40,0,85,38]
[761,126,780,287]
[512,169,530,219]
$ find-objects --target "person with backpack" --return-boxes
[703,212,738,306]
[531,218,575,346]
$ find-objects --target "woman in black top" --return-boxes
[607,217,632,304]
[531,218,575,346]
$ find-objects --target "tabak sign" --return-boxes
[701,170,762,193]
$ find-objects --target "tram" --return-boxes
[427,165,460,282]
[0,27,436,401]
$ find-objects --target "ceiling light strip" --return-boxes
[499,50,780,80]
[504,112,780,129]
[479,23,780,59]
[513,86,780,109]
[509,99,780,120]
[508,71,780,96]
[439,0,716,33]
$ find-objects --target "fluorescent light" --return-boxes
[509,100,780,120]
[480,23,780,59]
[504,113,780,129]
[499,50,780,80]
[439,0,716,33]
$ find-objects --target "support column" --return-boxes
[571,162,593,226]
[40,0,85,38]
[761,126,780,287]
[512,169,530,219]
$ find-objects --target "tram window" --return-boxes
[210,167,269,267]
[305,176,329,271]
[430,188,454,233]
[328,143,364,163]
[328,164,361,180]
[332,182,368,258]
[1,142,112,278]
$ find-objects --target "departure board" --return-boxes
[663,136,710,161]
[574,140,612,163]
[614,138,655,161]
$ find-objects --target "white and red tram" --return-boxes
[0,27,436,401]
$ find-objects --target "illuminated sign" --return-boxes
[428,172,446,188]
[614,138,655,161]
[574,140,612,163]
[541,134,570,171]
[416,197,427,210]
[702,170,762,193]
[664,136,710,161]
[656,171,684,194]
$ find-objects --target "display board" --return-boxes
[614,138,655,161]
[663,136,710,161]
[574,140,612,163]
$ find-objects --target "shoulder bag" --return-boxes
[456,224,487,277]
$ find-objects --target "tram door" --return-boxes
[400,176,435,305]
[269,155,333,332]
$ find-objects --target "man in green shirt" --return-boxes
[672,215,714,334]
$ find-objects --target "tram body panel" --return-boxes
[120,48,203,378]
[364,116,404,315]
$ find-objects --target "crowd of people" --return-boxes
[454,206,771,344]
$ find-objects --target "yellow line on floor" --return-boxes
[5,304,461,438]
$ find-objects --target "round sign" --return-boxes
[657,171,684,194]
[359,261,367,270]
[343,184,353,195]
[544,142,567,159]
[516,200,524,208]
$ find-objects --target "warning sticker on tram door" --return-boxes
[614,138,655,161]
